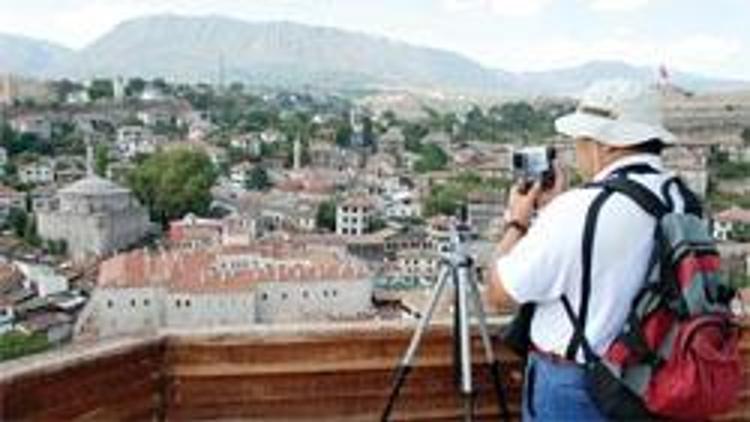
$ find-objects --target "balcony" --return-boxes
[1,320,748,421]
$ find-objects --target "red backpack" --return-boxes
[562,175,744,421]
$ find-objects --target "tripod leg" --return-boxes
[381,266,452,422]
[468,276,511,422]
[455,265,475,421]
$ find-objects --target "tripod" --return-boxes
[381,216,511,422]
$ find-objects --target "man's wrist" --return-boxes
[504,219,529,236]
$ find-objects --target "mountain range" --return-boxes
[1,14,747,96]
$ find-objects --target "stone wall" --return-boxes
[37,207,150,260]
[255,279,373,323]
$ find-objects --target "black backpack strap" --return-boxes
[561,294,599,363]
[564,167,664,361]
[600,178,669,219]
[661,177,703,217]
[564,187,614,360]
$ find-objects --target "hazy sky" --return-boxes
[0,0,748,79]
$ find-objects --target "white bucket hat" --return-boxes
[555,79,676,147]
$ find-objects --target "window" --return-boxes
[186,300,191,307]
[323,290,329,298]
[261,293,269,301]
[144,299,150,307]
[281,292,288,300]
[107,300,114,308]
[176,300,181,308]
[303,291,309,299]
[130,299,136,307]
[332,290,338,298]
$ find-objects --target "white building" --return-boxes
[713,207,750,241]
[10,115,52,140]
[16,262,69,298]
[66,89,90,105]
[336,195,375,236]
[384,190,421,220]
[230,162,254,189]
[116,126,157,159]
[75,245,374,339]
[36,174,151,261]
[18,160,55,185]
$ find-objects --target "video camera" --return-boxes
[511,146,556,193]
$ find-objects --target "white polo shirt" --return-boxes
[497,154,684,362]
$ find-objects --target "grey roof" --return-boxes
[58,175,131,196]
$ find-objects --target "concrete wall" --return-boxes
[88,288,163,338]
[255,279,373,324]
[37,208,150,260]
[165,292,255,329]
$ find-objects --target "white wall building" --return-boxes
[116,126,157,159]
[9,115,52,141]
[18,160,55,185]
[75,246,374,339]
[336,195,374,236]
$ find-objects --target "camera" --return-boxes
[511,146,556,192]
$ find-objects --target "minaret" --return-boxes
[293,137,302,171]
[85,136,94,177]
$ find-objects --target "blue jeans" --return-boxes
[522,352,608,422]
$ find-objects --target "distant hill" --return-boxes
[0,33,72,76]
[0,15,747,96]
[50,14,502,93]
[511,61,750,96]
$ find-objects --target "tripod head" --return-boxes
[445,203,474,267]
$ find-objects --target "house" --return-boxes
[16,262,69,298]
[714,207,750,241]
[169,214,224,250]
[66,89,90,105]
[383,190,421,220]
[384,226,432,257]
[0,185,26,220]
[379,127,406,156]
[336,195,375,236]
[308,143,363,171]
[230,162,254,189]
[467,191,506,239]
[221,211,267,245]
[54,156,87,185]
[394,249,441,284]
[116,126,158,159]
[18,160,55,185]
[137,109,175,128]
[10,114,53,141]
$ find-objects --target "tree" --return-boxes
[742,127,750,146]
[0,331,50,362]
[6,207,27,237]
[127,149,218,226]
[414,144,449,173]
[402,122,428,153]
[335,122,353,148]
[245,166,272,191]
[125,78,147,97]
[316,200,337,232]
[88,79,114,101]
[94,144,111,177]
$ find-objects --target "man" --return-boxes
[487,79,682,421]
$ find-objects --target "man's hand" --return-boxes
[506,162,567,226]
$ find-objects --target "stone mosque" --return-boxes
[37,145,152,261]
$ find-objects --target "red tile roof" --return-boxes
[715,206,750,224]
[98,244,373,294]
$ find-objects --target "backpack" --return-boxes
[562,174,744,421]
